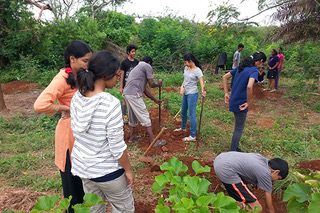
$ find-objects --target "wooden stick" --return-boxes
[159,86,161,128]
[173,108,181,119]
[144,127,166,155]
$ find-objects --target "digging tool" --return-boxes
[173,108,181,121]
[197,96,205,144]
[139,127,166,164]
[159,85,161,128]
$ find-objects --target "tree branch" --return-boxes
[23,0,52,11]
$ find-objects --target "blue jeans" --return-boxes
[181,93,198,137]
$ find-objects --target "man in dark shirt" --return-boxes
[119,44,139,123]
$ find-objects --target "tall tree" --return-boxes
[84,0,127,19]
[0,82,7,112]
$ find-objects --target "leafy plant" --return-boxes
[283,172,320,213]
[3,193,105,213]
[152,157,261,212]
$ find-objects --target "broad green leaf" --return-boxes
[51,209,62,213]
[83,193,105,207]
[155,174,169,186]
[286,199,307,213]
[158,196,165,205]
[213,192,239,212]
[30,210,39,213]
[165,194,181,203]
[184,176,210,196]
[3,211,15,213]
[283,183,312,202]
[73,207,92,213]
[59,196,72,210]
[192,161,210,174]
[160,157,188,175]
[164,171,174,182]
[309,193,320,213]
[172,202,188,212]
[193,207,210,213]
[196,196,215,207]
[171,176,182,185]
[314,174,320,179]
[155,204,171,213]
[181,197,195,210]
[152,180,166,194]
[34,194,60,211]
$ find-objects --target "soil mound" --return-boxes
[2,81,38,94]
[299,160,320,171]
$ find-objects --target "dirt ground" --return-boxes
[1,81,319,212]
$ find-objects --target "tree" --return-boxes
[0,82,7,112]
[84,0,127,19]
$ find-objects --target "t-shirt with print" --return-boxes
[120,58,139,88]
[123,61,153,97]
[229,66,258,113]
[278,53,284,71]
[214,152,273,193]
[183,66,203,95]
[258,71,266,82]
[232,50,241,69]
[268,55,279,71]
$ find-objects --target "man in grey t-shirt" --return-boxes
[214,152,289,212]
[123,56,166,147]
[232,43,244,69]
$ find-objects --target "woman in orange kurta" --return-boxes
[34,40,92,212]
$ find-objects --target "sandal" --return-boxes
[270,89,277,93]
[182,136,196,142]
[153,139,167,147]
[128,136,141,144]
[174,128,186,132]
[263,88,271,91]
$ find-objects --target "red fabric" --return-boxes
[65,67,73,74]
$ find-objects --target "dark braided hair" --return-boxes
[238,51,267,73]
[64,40,93,89]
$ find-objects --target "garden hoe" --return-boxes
[173,108,181,121]
[139,127,166,164]
[159,85,161,129]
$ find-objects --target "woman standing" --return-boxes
[174,53,206,142]
[70,51,135,213]
[264,49,279,93]
[275,47,284,89]
[223,52,266,151]
[34,40,93,211]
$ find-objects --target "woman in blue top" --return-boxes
[264,49,279,93]
[223,52,266,151]
[174,53,206,142]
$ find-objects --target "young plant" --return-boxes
[152,157,260,213]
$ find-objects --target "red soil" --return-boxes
[299,160,320,171]
[1,81,38,94]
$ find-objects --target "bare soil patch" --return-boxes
[2,81,38,94]
[299,160,320,171]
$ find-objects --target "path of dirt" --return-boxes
[1,81,319,212]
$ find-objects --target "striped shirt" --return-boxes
[70,91,127,179]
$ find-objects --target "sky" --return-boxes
[35,0,277,26]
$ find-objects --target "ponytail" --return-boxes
[65,63,76,89]
[238,51,266,73]
[183,53,202,70]
[77,68,96,96]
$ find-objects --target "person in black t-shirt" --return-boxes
[119,44,139,123]
[257,66,267,85]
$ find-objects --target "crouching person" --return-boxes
[70,51,134,213]
[214,152,289,212]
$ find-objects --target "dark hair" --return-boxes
[268,158,289,179]
[126,44,138,54]
[64,40,93,89]
[77,51,120,96]
[278,47,283,51]
[271,49,278,55]
[238,51,267,72]
[183,53,202,70]
[238,43,244,48]
[141,56,153,65]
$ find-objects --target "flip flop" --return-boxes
[128,136,141,144]
[153,139,167,148]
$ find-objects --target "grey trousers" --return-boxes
[123,94,151,127]
[230,112,247,151]
[81,174,135,213]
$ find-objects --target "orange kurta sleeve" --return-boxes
[34,70,77,171]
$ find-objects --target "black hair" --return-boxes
[77,50,120,96]
[268,158,289,179]
[126,44,138,54]
[141,56,153,65]
[64,40,93,89]
[271,49,278,55]
[183,53,202,70]
[238,51,267,73]
[238,43,244,48]
[278,47,283,51]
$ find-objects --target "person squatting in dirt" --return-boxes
[119,44,139,124]
[174,53,206,142]
[223,51,267,152]
[34,40,93,212]
[70,50,135,213]
[123,56,167,147]
[214,152,289,213]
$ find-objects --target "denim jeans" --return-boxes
[181,93,198,137]
[230,112,247,151]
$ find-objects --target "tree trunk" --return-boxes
[0,82,7,111]
[318,75,320,94]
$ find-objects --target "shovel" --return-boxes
[139,127,166,164]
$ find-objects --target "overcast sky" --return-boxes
[36,0,276,26]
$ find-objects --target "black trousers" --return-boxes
[60,149,84,212]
